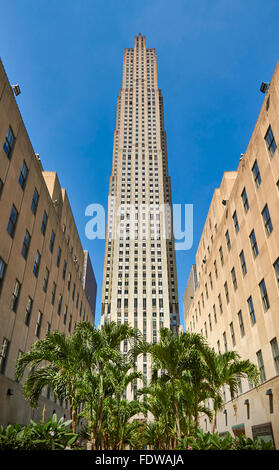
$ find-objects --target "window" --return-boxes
[218,293,223,314]
[223,332,228,352]
[270,338,279,374]
[19,161,29,189]
[62,261,67,280]
[21,230,31,260]
[0,258,6,293]
[232,211,239,233]
[33,251,41,278]
[35,311,43,338]
[214,260,218,278]
[43,268,49,293]
[256,350,266,382]
[0,338,10,374]
[31,188,39,215]
[57,295,63,315]
[0,177,3,198]
[247,296,256,325]
[231,267,237,291]
[67,273,71,291]
[259,279,270,311]
[238,310,245,337]
[249,230,259,258]
[274,258,279,286]
[240,250,247,276]
[51,282,56,305]
[230,322,236,346]
[262,204,273,235]
[241,188,249,212]
[219,246,224,266]
[7,205,18,238]
[41,211,48,235]
[252,160,261,187]
[3,127,15,159]
[225,230,231,251]
[11,279,21,312]
[265,125,277,157]
[24,297,33,326]
[224,281,229,304]
[56,247,61,267]
[49,231,55,252]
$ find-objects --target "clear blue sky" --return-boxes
[1,0,279,328]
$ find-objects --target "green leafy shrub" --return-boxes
[0,414,78,450]
[176,429,274,450]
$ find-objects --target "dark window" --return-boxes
[56,247,61,267]
[21,230,31,259]
[230,322,236,346]
[31,188,39,215]
[249,229,259,258]
[232,211,239,233]
[41,211,48,235]
[11,279,21,312]
[24,297,33,326]
[19,161,28,189]
[262,204,273,235]
[7,205,18,238]
[0,258,6,293]
[0,338,10,374]
[225,230,231,251]
[57,295,63,315]
[239,250,247,276]
[238,310,245,337]
[252,160,261,187]
[265,125,277,157]
[49,231,55,252]
[256,350,266,382]
[35,311,43,338]
[247,296,256,325]
[241,188,249,212]
[43,268,49,293]
[33,251,41,278]
[3,127,15,159]
[62,261,67,280]
[231,267,237,291]
[219,246,224,266]
[224,281,229,304]
[270,338,279,375]
[51,282,56,305]
[259,278,270,311]
[274,258,279,285]
[0,177,3,198]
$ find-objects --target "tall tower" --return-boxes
[101,34,179,394]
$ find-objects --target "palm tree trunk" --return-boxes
[211,410,217,434]
[174,400,181,441]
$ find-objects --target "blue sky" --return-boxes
[1,0,279,328]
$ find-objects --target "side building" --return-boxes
[184,63,279,448]
[0,59,96,426]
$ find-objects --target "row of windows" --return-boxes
[198,124,277,276]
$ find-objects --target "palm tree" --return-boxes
[74,321,144,449]
[148,328,209,441]
[15,330,84,433]
[203,349,260,433]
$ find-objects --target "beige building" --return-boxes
[0,58,96,426]
[101,34,179,397]
[184,62,279,448]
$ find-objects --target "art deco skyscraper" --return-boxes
[101,34,179,389]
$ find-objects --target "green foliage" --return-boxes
[0,414,78,450]
[176,428,274,450]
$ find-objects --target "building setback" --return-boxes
[0,58,96,426]
[184,63,279,448]
[101,34,180,397]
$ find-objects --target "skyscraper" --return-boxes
[101,35,179,393]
